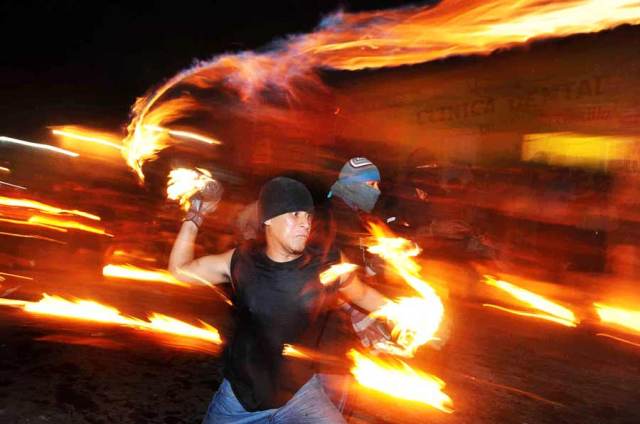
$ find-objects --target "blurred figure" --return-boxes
[169,176,394,423]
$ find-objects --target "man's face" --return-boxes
[265,211,312,254]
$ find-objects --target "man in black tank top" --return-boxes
[169,176,393,423]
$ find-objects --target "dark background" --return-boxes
[0,0,436,136]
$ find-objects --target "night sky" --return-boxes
[0,0,429,138]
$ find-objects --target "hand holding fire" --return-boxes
[166,168,224,228]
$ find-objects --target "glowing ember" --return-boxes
[319,263,358,286]
[0,166,10,173]
[0,293,222,345]
[122,0,640,180]
[0,195,101,221]
[483,276,579,327]
[167,168,215,210]
[28,216,111,236]
[103,264,190,288]
[0,135,79,157]
[348,349,453,413]
[52,127,122,150]
[283,344,310,359]
[366,221,445,357]
[594,303,640,333]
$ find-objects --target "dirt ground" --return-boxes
[1,274,639,424]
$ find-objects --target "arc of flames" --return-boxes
[122,0,640,181]
[0,293,221,345]
[167,168,215,210]
[348,349,453,413]
[483,276,578,327]
[366,221,445,357]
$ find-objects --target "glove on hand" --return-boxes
[183,180,224,228]
[342,303,392,350]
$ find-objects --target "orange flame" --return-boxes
[0,196,100,221]
[103,264,190,288]
[348,349,453,413]
[366,221,445,357]
[1,293,222,345]
[483,276,578,327]
[594,303,640,333]
[319,263,358,286]
[121,0,640,180]
[166,168,215,210]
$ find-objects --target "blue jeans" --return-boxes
[202,374,346,423]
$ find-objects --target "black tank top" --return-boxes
[223,241,340,411]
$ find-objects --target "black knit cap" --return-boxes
[258,177,314,223]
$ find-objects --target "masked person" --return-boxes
[169,176,393,424]
[325,157,390,349]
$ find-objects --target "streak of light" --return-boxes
[175,266,232,305]
[28,216,112,236]
[103,264,190,288]
[482,304,577,327]
[0,231,66,244]
[596,333,640,348]
[143,125,222,145]
[52,129,122,150]
[594,303,640,333]
[0,217,68,232]
[0,293,222,345]
[0,136,79,157]
[0,272,33,281]
[0,196,101,221]
[483,276,578,327]
[0,181,26,190]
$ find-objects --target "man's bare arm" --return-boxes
[338,266,389,312]
[168,220,233,287]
